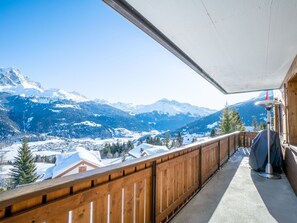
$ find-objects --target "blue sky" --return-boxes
[0,0,259,110]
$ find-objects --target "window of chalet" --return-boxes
[79,166,87,173]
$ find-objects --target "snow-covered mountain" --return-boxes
[0,67,219,139]
[0,67,88,102]
[171,91,270,135]
[111,98,216,117]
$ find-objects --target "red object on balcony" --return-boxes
[266,91,269,100]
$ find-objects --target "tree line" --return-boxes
[211,104,245,137]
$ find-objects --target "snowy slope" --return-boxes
[0,67,87,102]
[112,98,216,117]
[172,91,269,135]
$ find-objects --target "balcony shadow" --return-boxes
[251,170,297,222]
[172,148,249,223]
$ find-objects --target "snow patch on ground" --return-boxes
[54,104,80,109]
[207,122,218,129]
[74,121,102,127]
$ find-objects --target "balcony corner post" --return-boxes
[234,135,236,153]
[228,136,230,159]
[152,160,157,223]
[199,145,202,189]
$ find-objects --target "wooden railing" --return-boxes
[0,131,257,223]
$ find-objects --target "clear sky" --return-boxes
[0,0,259,110]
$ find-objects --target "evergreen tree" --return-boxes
[252,117,258,131]
[165,132,170,148]
[103,143,111,156]
[176,132,183,147]
[218,104,245,135]
[137,139,142,146]
[230,110,245,132]
[218,104,231,134]
[122,152,127,162]
[155,137,162,145]
[171,139,176,148]
[210,128,216,137]
[146,136,153,144]
[10,138,38,188]
[127,140,134,150]
[259,122,266,130]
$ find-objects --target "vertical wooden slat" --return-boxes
[183,159,187,194]
[72,203,90,223]
[195,153,199,186]
[199,146,202,188]
[162,169,168,212]
[146,176,152,223]
[124,183,134,223]
[109,183,122,223]
[136,180,145,223]
[93,190,108,223]
[186,157,191,190]
[71,181,92,223]
[174,163,179,201]
[167,166,174,207]
[218,141,221,169]
[156,166,161,216]
[178,162,183,197]
[228,136,230,159]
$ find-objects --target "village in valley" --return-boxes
[0,129,211,190]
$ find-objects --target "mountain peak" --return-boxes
[0,67,87,102]
[0,67,42,89]
[111,98,217,117]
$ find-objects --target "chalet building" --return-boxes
[43,147,105,179]
[108,143,169,165]
[128,143,169,158]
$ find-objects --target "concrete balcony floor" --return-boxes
[172,148,297,223]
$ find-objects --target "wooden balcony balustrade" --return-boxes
[0,131,258,223]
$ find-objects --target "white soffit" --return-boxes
[106,0,297,94]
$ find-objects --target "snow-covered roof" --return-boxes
[47,147,104,179]
[106,155,135,165]
[128,143,169,158]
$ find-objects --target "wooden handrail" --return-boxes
[0,131,257,223]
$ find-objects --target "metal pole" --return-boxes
[265,108,273,174]
[255,100,281,179]
[267,108,271,165]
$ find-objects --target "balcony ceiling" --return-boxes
[104,0,297,94]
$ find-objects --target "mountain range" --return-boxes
[0,67,217,140]
[171,92,269,136]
